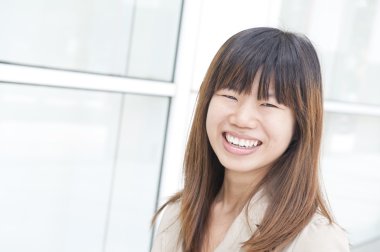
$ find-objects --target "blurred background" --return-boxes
[0,0,379,251]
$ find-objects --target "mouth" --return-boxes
[223,132,263,149]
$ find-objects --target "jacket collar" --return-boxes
[215,188,270,251]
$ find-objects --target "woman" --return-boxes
[152,27,350,252]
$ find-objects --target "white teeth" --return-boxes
[233,138,239,145]
[239,139,245,146]
[253,140,259,147]
[244,139,250,147]
[227,134,231,143]
[225,133,261,148]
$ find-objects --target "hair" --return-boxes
[153,27,332,252]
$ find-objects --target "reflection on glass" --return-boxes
[322,112,380,245]
[0,0,182,81]
[0,83,170,252]
[279,0,380,105]
[325,0,380,106]
[126,0,183,81]
[105,94,169,252]
[0,83,122,252]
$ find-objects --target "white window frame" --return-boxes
[0,0,204,215]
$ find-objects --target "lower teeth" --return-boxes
[231,142,251,148]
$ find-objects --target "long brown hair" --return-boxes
[153,27,332,252]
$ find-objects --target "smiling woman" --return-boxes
[207,83,295,173]
[151,27,350,252]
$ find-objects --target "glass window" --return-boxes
[0,83,170,252]
[279,0,380,105]
[319,0,380,106]
[126,0,183,81]
[0,83,122,252]
[322,112,380,246]
[105,94,169,252]
[0,0,182,81]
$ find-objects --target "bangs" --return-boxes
[212,28,304,108]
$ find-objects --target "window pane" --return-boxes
[126,0,183,81]
[105,94,169,252]
[0,83,122,252]
[0,0,182,81]
[320,0,380,106]
[322,112,380,245]
[279,0,380,105]
[0,83,170,251]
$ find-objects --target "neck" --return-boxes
[215,168,267,213]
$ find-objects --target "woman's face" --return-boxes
[206,75,295,175]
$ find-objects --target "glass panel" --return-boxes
[0,0,134,75]
[126,0,183,81]
[0,0,182,81]
[105,95,169,252]
[278,0,313,33]
[0,83,122,252]
[279,0,380,105]
[321,0,380,106]
[322,112,380,246]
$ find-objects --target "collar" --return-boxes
[215,188,270,251]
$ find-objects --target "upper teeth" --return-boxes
[225,133,260,148]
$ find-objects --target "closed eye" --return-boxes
[222,95,238,101]
[261,103,278,108]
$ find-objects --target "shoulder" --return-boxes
[156,201,181,234]
[151,201,182,252]
[286,213,350,252]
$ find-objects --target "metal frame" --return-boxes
[0,63,175,97]
[325,100,380,117]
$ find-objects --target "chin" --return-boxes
[222,163,266,173]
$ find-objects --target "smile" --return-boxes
[224,132,262,149]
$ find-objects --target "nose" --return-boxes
[229,101,260,129]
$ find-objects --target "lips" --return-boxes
[224,132,263,149]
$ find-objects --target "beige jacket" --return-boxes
[152,191,350,252]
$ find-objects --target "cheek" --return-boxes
[281,115,296,145]
[206,103,216,139]
[206,113,212,139]
[268,113,295,146]
[206,99,228,145]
